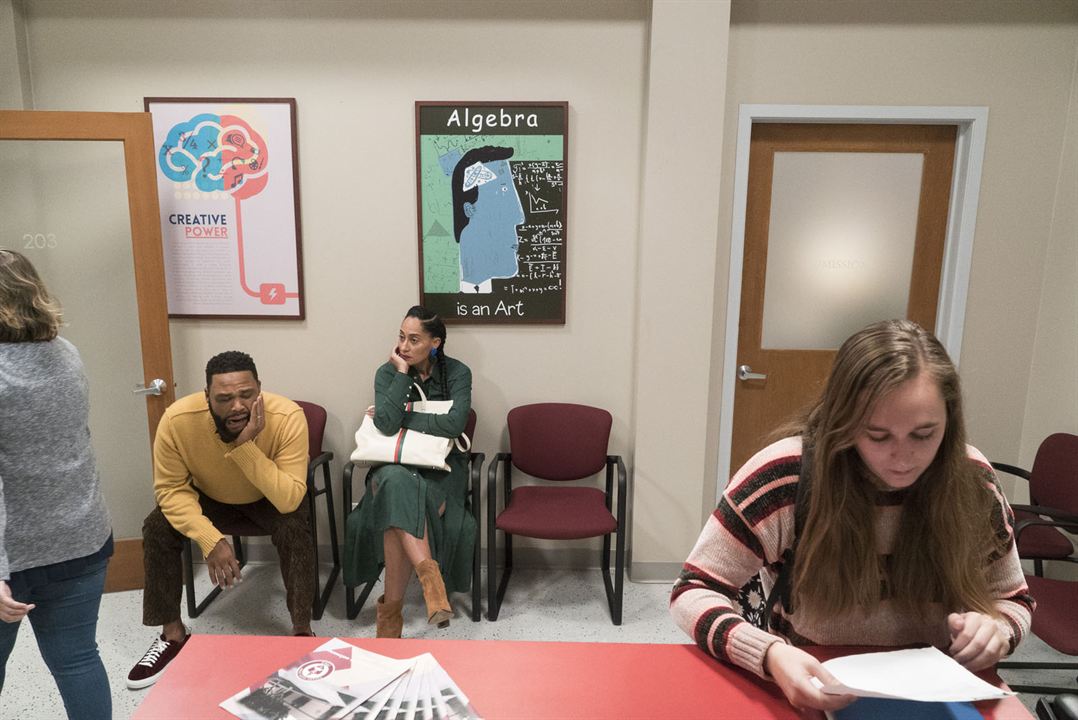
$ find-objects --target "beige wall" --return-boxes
[1018,46,1078,473]
[2,0,1076,576]
[630,0,730,578]
[6,0,655,564]
[708,1,1078,509]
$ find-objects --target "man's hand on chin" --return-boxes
[233,394,265,445]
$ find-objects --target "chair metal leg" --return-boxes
[345,567,380,620]
[469,450,483,622]
[471,502,481,622]
[307,457,341,622]
[489,533,513,621]
[487,516,498,620]
[321,461,341,603]
[613,521,625,625]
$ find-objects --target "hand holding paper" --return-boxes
[765,642,857,712]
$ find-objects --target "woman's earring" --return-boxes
[430,347,438,358]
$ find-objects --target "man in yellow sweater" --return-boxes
[126,351,312,689]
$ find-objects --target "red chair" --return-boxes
[991,433,1078,576]
[486,403,627,625]
[995,434,1078,696]
[182,400,340,620]
[341,408,483,622]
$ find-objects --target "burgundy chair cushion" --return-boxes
[1014,508,1076,559]
[1026,574,1078,655]
[495,486,616,540]
[294,400,326,459]
[507,403,612,480]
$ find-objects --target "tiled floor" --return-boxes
[2,564,1072,719]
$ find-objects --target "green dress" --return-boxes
[343,356,475,593]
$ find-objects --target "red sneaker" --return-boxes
[126,633,189,689]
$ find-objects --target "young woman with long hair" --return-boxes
[670,319,1033,712]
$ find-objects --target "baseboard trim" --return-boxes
[105,538,144,593]
[628,561,682,583]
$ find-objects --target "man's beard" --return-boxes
[209,404,246,443]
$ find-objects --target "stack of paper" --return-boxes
[816,647,1013,703]
[814,647,1013,720]
[220,638,482,720]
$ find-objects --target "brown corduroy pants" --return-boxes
[141,491,315,628]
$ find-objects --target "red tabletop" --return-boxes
[133,635,1033,719]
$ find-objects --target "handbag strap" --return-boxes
[412,382,429,403]
[411,381,471,454]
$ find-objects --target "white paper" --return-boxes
[814,647,1014,703]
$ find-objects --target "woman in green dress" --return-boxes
[345,306,474,637]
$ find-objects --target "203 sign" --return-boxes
[23,233,57,249]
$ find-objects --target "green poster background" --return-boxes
[419,133,564,294]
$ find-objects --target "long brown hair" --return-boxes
[0,249,62,342]
[790,319,1001,618]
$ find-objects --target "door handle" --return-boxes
[737,365,767,381]
[133,378,167,396]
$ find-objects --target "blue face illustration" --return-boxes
[459,159,524,287]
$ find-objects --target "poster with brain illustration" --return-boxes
[145,98,304,318]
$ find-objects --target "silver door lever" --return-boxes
[737,365,767,381]
[133,378,167,396]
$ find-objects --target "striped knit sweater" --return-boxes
[670,436,1034,679]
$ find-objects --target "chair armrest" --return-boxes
[468,452,485,511]
[487,453,512,521]
[306,451,334,491]
[1011,503,1078,522]
[468,452,486,489]
[342,461,360,513]
[990,461,1031,481]
[605,455,628,520]
[1013,511,1078,543]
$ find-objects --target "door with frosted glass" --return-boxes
[0,112,173,591]
[731,123,956,474]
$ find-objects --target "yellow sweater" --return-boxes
[152,391,309,557]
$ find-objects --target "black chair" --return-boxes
[486,403,627,625]
[342,408,483,622]
[182,400,340,620]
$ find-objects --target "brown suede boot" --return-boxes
[414,559,452,628]
[375,595,404,638]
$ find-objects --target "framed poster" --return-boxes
[416,101,568,324]
[144,97,304,319]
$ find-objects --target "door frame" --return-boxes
[0,110,175,590]
[716,104,989,501]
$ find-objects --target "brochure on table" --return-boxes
[220,637,481,720]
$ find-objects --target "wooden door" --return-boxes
[0,111,174,590]
[730,123,956,474]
